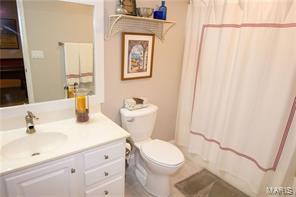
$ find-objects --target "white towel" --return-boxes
[79,43,93,83]
[64,43,80,85]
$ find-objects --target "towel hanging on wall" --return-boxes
[63,42,93,85]
[79,43,93,83]
[63,43,80,85]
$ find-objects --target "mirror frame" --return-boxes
[0,0,104,117]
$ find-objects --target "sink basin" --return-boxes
[1,132,68,159]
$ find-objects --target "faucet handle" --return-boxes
[26,111,39,120]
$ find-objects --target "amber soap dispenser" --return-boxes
[75,89,89,122]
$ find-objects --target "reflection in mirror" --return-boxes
[0,0,95,107]
[0,0,26,107]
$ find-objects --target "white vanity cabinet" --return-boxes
[4,157,78,197]
[1,139,126,197]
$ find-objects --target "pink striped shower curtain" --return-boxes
[176,0,296,195]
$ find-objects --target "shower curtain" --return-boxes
[175,0,296,195]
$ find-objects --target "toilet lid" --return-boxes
[140,139,184,166]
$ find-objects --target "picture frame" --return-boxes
[0,18,19,49]
[122,0,137,16]
[121,32,155,80]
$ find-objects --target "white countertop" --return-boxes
[0,113,130,176]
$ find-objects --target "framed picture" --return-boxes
[0,18,19,49]
[122,32,155,80]
[122,0,137,16]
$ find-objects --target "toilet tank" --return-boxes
[120,104,158,142]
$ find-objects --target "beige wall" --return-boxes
[23,0,93,102]
[102,0,188,141]
[0,0,23,58]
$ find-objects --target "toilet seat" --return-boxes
[140,139,184,167]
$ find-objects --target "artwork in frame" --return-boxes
[0,18,19,49]
[122,0,137,16]
[122,32,155,80]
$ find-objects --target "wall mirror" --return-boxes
[0,0,103,108]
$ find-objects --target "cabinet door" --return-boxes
[4,158,77,197]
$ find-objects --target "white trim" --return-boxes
[93,0,105,103]
[16,0,34,103]
[1,0,104,123]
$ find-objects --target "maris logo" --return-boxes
[266,187,294,195]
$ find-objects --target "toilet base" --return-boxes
[134,152,171,197]
[146,172,170,197]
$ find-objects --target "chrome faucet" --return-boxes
[25,111,39,134]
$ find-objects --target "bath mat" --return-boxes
[175,169,249,197]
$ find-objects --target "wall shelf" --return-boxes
[106,15,176,41]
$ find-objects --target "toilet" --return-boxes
[120,104,184,196]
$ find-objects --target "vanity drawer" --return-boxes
[85,175,124,197]
[84,158,124,186]
[84,142,124,169]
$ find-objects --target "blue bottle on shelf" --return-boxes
[158,0,167,20]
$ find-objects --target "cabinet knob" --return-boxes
[71,168,76,174]
[104,171,109,176]
[104,190,109,195]
[104,155,109,160]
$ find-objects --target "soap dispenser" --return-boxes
[75,88,89,122]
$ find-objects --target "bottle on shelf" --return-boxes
[153,0,167,20]
[158,0,167,20]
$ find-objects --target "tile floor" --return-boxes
[125,147,203,197]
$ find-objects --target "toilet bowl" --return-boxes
[120,104,184,196]
[138,139,184,196]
